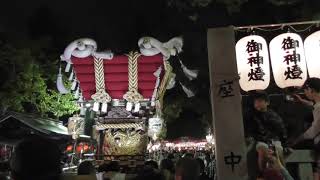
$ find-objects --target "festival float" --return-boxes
[57,37,197,164]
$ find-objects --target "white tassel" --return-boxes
[179,60,198,80]
[180,83,195,98]
[93,102,100,112]
[134,103,141,112]
[68,69,74,81]
[78,93,84,103]
[71,79,77,90]
[65,62,72,72]
[151,67,162,102]
[74,86,80,99]
[101,103,108,113]
[56,67,69,94]
[151,101,156,107]
[80,107,86,116]
[153,66,162,77]
[126,102,133,112]
[166,74,176,90]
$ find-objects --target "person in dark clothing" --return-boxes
[175,157,200,180]
[145,160,159,170]
[196,158,210,180]
[244,91,288,178]
[135,167,163,180]
[160,158,175,180]
[244,91,288,143]
[10,136,62,180]
[160,158,174,173]
[77,160,96,175]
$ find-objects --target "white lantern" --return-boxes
[148,117,163,138]
[305,30,320,78]
[206,133,213,144]
[236,35,270,91]
[269,33,307,88]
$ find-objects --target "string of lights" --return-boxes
[234,20,320,33]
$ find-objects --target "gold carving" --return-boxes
[102,129,148,155]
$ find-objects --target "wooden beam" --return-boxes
[285,150,315,163]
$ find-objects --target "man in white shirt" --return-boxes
[292,78,320,177]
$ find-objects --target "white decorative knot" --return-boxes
[138,36,183,60]
[123,89,143,103]
[91,89,112,104]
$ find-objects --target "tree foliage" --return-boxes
[0,38,78,118]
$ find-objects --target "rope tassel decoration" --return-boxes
[179,60,198,81]
[71,79,77,91]
[151,66,162,105]
[68,69,74,81]
[74,86,80,99]
[134,103,141,112]
[101,103,108,113]
[126,102,133,112]
[65,62,72,72]
[91,57,112,112]
[123,52,144,111]
[180,82,195,98]
[56,67,69,94]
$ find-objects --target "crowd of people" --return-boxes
[0,135,213,180]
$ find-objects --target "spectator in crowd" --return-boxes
[134,167,163,180]
[97,163,110,173]
[77,160,96,175]
[261,149,294,180]
[196,158,209,180]
[168,154,175,161]
[10,136,62,180]
[102,161,125,180]
[108,161,121,172]
[182,153,194,159]
[160,158,174,180]
[291,77,320,179]
[175,157,200,180]
[145,160,159,170]
[244,91,288,175]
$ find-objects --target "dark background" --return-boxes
[0,0,319,139]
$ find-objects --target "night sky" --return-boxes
[1,0,320,139]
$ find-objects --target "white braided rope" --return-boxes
[91,57,111,103]
[123,52,143,103]
[95,123,143,130]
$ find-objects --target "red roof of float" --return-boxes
[71,54,165,100]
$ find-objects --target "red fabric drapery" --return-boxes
[71,54,164,100]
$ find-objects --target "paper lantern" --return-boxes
[148,117,163,138]
[236,35,270,91]
[305,30,320,78]
[269,33,307,88]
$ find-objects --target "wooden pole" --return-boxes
[207,27,248,179]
